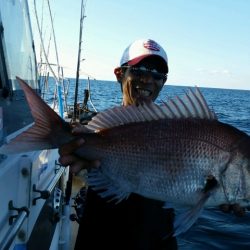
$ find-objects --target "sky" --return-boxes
[29,0,250,90]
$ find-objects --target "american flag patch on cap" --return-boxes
[143,39,160,51]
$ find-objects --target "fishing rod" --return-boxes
[73,0,87,121]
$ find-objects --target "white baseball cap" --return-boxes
[119,39,168,73]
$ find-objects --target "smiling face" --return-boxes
[116,56,168,106]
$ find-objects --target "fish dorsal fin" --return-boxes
[161,87,217,120]
[86,87,217,132]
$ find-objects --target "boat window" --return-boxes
[0,0,38,137]
[0,1,38,90]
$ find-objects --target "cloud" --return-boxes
[210,69,231,76]
[195,68,231,76]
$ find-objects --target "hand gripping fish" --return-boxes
[1,77,250,236]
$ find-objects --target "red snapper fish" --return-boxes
[1,77,250,236]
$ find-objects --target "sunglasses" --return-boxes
[121,66,167,81]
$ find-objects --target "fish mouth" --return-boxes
[135,87,152,97]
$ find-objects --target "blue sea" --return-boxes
[44,78,250,135]
[162,85,249,135]
[45,78,250,249]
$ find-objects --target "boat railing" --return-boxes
[0,203,29,250]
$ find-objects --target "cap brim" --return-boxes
[127,55,168,73]
[127,55,151,66]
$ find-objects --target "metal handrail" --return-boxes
[0,209,29,250]
[0,167,65,249]
[47,166,65,193]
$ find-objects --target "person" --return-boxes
[59,39,178,250]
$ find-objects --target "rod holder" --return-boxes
[32,166,65,205]
[32,185,50,205]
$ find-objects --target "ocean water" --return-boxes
[44,78,249,131]
[47,78,249,135]
[44,78,250,249]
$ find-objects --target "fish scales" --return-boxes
[77,118,247,206]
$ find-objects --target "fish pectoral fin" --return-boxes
[88,169,131,204]
[173,175,219,236]
[173,193,210,236]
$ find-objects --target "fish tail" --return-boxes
[0,77,71,154]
